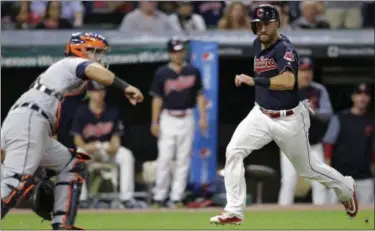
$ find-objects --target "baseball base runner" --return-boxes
[0,32,144,230]
[209,5,358,225]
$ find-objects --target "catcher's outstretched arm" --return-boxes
[84,62,130,91]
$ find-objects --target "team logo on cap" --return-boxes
[257,8,264,17]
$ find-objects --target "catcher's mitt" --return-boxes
[31,179,55,221]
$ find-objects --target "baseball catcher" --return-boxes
[1,32,144,230]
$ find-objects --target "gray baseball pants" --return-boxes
[1,107,87,227]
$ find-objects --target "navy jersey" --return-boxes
[323,110,374,179]
[71,104,124,143]
[149,63,203,110]
[253,35,300,110]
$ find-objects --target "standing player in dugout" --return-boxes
[0,32,144,230]
[149,37,207,208]
[210,4,359,225]
[323,83,374,204]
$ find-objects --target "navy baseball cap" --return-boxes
[167,37,185,52]
[87,81,106,91]
[299,57,313,70]
[354,83,371,95]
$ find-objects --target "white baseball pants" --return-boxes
[278,143,328,205]
[80,146,135,201]
[153,110,194,202]
[327,178,374,205]
[224,102,355,218]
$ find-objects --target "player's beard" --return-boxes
[259,32,277,47]
[259,34,271,44]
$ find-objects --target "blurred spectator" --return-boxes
[193,1,226,28]
[217,1,251,30]
[169,1,206,33]
[158,1,178,15]
[287,1,301,22]
[315,1,326,16]
[292,1,330,29]
[31,1,84,28]
[35,1,73,29]
[324,1,363,29]
[323,83,374,204]
[1,1,41,30]
[361,2,374,28]
[119,1,176,33]
[82,1,135,27]
[270,2,293,30]
[83,1,134,14]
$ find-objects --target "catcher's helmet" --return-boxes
[64,32,109,58]
[250,4,280,35]
[167,36,185,52]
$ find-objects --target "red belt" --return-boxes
[260,108,294,118]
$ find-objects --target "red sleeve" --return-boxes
[323,143,334,158]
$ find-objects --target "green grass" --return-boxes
[2,210,374,230]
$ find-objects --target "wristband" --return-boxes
[111,76,130,91]
[253,78,271,88]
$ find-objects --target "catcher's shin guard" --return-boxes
[52,158,88,229]
[1,174,35,219]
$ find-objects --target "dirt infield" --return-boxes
[10,204,374,214]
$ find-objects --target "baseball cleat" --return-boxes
[52,223,84,230]
[341,177,359,218]
[209,212,243,225]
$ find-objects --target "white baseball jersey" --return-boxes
[9,57,92,131]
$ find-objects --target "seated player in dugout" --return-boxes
[149,37,207,208]
[71,81,144,208]
[323,83,374,205]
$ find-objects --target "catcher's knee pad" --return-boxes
[53,159,88,228]
[1,173,35,219]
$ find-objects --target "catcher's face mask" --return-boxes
[87,47,110,69]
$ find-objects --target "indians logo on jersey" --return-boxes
[283,51,295,62]
[82,122,114,139]
[164,75,196,95]
[254,57,277,74]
